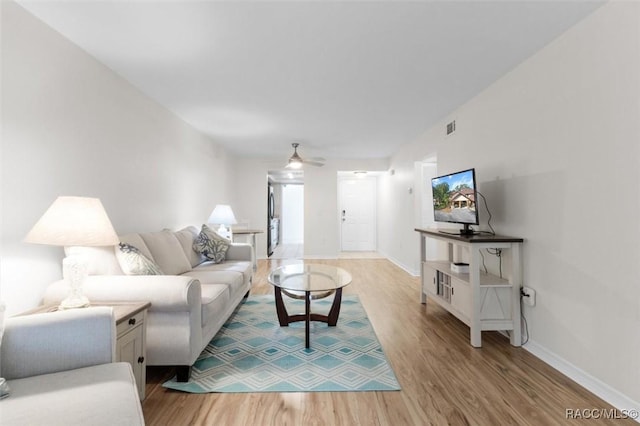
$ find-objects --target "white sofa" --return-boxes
[43,226,253,381]
[1,307,144,426]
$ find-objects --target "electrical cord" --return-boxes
[476,191,495,235]
[485,248,503,278]
[520,297,530,345]
[479,250,488,274]
[508,295,531,346]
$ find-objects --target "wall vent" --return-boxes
[446,120,456,135]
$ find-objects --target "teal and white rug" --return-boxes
[163,294,401,393]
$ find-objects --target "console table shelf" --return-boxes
[415,228,524,348]
[425,260,511,287]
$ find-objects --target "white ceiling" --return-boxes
[18,0,603,162]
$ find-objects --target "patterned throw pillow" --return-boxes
[115,243,163,275]
[192,224,230,264]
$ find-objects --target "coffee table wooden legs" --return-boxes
[274,286,289,326]
[273,287,344,348]
[327,288,342,326]
[305,291,311,348]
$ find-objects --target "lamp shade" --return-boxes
[208,204,237,225]
[24,196,119,246]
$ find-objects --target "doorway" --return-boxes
[267,170,304,259]
[338,176,376,252]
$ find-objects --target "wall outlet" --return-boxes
[521,287,536,307]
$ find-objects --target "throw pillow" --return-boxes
[175,226,205,268]
[192,224,230,264]
[115,243,163,275]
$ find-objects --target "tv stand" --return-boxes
[415,228,524,348]
[438,225,477,236]
[459,224,475,235]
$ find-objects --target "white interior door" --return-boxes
[339,177,376,251]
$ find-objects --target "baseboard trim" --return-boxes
[380,252,419,277]
[302,255,338,260]
[524,339,640,422]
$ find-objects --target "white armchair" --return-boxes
[1,307,144,425]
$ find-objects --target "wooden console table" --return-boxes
[415,228,524,348]
[232,228,263,271]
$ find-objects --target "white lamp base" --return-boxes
[217,224,233,241]
[59,294,90,310]
[59,254,90,310]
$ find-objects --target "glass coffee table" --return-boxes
[268,264,352,348]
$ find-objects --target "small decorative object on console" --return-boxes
[451,262,470,274]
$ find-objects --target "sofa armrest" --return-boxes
[43,275,202,312]
[226,243,252,261]
[2,307,115,380]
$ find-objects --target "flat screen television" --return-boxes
[432,168,479,235]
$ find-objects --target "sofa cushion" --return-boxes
[200,284,230,328]
[140,231,192,275]
[119,233,154,261]
[4,362,144,426]
[185,270,245,296]
[195,260,252,276]
[192,224,230,264]
[116,243,163,275]
[174,226,205,268]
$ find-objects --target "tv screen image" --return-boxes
[431,168,479,231]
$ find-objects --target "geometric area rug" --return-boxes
[163,294,401,393]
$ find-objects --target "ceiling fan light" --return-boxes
[287,158,303,169]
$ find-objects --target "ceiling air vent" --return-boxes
[446,120,456,135]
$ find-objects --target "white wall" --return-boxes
[379,1,639,407]
[231,158,270,258]
[303,166,339,257]
[282,184,304,244]
[1,2,235,315]
[377,163,426,273]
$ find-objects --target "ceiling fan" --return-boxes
[286,143,325,168]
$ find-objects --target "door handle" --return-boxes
[341,210,346,222]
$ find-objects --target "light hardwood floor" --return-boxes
[142,258,631,425]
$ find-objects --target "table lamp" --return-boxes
[24,196,119,309]
[208,204,237,240]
